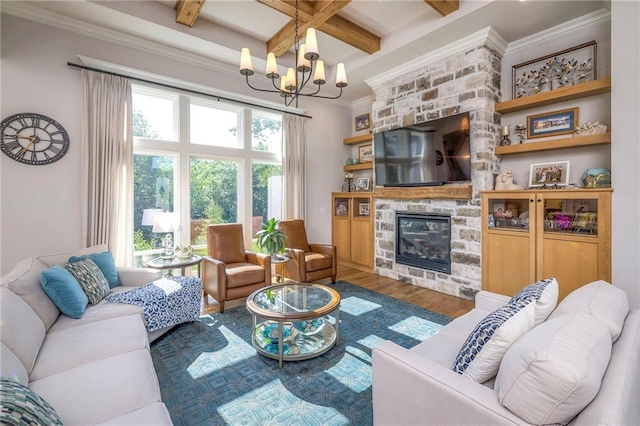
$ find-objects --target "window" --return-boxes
[132,86,283,267]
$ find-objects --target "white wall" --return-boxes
[611,0,640,309]
[499,15,611,187]
[0,13,351,273]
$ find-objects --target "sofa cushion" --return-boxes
[509,277,558,326]
[1,257,60,330]
[35,244,109,267]
[1,343,28,386]
[96,403,172,425]
[40,266,88,319]
[65,259,111,305]
[548,280,628,342]
[0,287,46,376]
[29,349,162,425]
[30,315,149,381]
[0,378,62,426]
[495,311,612,425]
[69,251,121,288]
[452,300,536,383]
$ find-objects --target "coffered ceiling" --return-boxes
[3,0,607,102]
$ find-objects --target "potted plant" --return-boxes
[256,218,288,260]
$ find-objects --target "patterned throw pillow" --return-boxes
[452,299,536,383]
[0,377,63,426]
[509,278,559,326]
[65,259,111,305]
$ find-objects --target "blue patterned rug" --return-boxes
[151,281,451,425]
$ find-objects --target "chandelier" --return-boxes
[238,0,347,107]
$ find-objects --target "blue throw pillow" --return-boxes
[69,251,121,288]
[40,265,88,319]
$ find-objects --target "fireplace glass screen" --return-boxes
[395,212,451,274]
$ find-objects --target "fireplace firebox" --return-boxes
[395,212,451,274]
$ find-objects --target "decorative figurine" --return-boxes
[500,125,511,146]
[494,169,523,190]
[514,124,527,144]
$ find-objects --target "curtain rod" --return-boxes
[66,62,312,119]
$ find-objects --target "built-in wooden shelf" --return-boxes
[343,134,372,145]
[374,184,473,200]
[343,163,373,171]
[495,77,611,114]
[495,132,611,155]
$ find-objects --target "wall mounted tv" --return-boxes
[374,112,471,187]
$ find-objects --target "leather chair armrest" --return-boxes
[309,243,334,256]
[202,256,226,299]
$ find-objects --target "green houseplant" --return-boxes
[256,218,288,260]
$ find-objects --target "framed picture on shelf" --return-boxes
[512,40,597,99]
[358,144,373,163]
[356,177,370,191]
[529,160,571,187]
[359,203,370,216]
[355,113,370,131]
[527,108,578,139]
[335,200,348,216]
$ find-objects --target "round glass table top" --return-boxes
[246,283,340,321]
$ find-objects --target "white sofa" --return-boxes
[372,281,640,425]
[0,245,174,425]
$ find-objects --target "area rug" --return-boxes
[151,280,452,426]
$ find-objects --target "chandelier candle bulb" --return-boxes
[239,48,254,75]
[313,60,326,84]
[297,45,311,71]
[265,53,279,78]
[285,68,296,90]
[280,77,289,95]
[336,63,348,87]
[304,28,319,60]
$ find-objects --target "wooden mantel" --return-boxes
[374,184,473,200]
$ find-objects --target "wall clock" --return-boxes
[1,112,70,165]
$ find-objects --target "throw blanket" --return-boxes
[105,276,202,332]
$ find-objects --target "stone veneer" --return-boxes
[371,44,502,300]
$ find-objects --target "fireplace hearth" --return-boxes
[395,212,451,274]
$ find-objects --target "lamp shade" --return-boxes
[141,208,163,226]
[152,212,181,233]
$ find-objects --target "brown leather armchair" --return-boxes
[277,219,336,284]
[202,223,271,312]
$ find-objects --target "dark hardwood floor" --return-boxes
[201,264,474,318]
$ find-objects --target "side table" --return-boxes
[271,254,289,284]
[146,255,203,278]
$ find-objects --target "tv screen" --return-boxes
[374,112,471,187]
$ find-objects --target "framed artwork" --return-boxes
[527,108,578,139]
[512,41,597,99]
[335,200,348,216]
[358,144,373,163]
[359,203,370,216]
[355,113,371,131]
[356,177,370,191]
[529,160,571,187]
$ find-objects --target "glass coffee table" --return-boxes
[246,283,340,368]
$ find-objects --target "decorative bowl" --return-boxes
[264,342,290,355]
[292,318,324,335]
[261,323,291,344]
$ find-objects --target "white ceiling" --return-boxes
[5,0,608,102]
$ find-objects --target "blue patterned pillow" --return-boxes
[452,299,536,383]
[510,278,558,326]
[65,259,111,305]
[0,377,63,425]
[68,251,121,288]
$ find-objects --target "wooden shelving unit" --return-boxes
[344,163,373,171]
[496,132,611,155]
[343,134,372,145]
[374,184,473,200]
[495,77,611,114]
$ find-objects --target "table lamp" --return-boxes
[141,208,163,227]
[153,212,181,259]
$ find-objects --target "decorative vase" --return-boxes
[582,168,611,188]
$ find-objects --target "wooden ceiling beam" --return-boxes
[175,0,206,27]
[259,0,380,56]
[423,0,459,17]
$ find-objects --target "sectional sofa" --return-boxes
[0,245,174,425]
[373,280,640,425]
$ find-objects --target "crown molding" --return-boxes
[365,26,506,90]
[352,96,373,110]
[505,8,611,55]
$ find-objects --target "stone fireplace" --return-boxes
[369,30,504,300]
[396,212,451,274]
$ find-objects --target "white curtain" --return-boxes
[81,70,133,266]
[282,114,308,220]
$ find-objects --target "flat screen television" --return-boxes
[373,112,471,187]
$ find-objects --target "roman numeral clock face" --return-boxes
[1,113,70,165]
